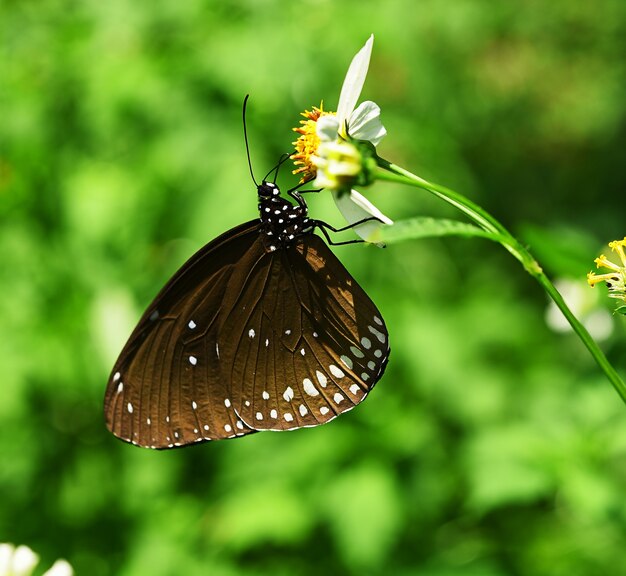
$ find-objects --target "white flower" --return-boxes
[0,544,73,576]
[312,35,392,243]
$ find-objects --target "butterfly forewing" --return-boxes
[105,222,261,448]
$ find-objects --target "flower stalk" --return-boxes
[375,159,626,404]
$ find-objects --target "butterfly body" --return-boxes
[105,182,389,448]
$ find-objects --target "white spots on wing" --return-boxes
[224,424,232,433]
[113,372,121,382]
[329,364,345,378]
[265,207,270,213]
[216,343,220,358]
[189,355,197,366]
[262,390,270,400]
[224,398,231,408]
[188,320,196,329]
[194,428,198,434]
[349,383,361,395]
[236,420,244,430]
[192,401,198,410]
[374,349,383,358]
[367,360,376,370]
[340,355,353,370]
[303,378,319,396]
[313,332,318,338]
[320,406,330,416]
[174,431,180,439]
[362,373,370,381]
[316,370,328,387]
[203,424,209,431]
[374,315,383,325]
[166,416,170,423]
[265,338,269,347]
[146,417,151,425]
[248,328,255,338]
[284,413,294,422]
[299,404,308,417]
[300,348,305,356]
[350,346,365,359]
[360,337,372,349]
[270,409,278,419]
[116,382,123,394]
[283,386,294,402]
[274,209,281,215]
[127,402,133,413]
[368,325,386,343]
[256,412,263,421]
[333,393,344,404]
[269,246,277,252]
[149,310,159,321]
[284,329,291,335]
[245,400,251,407]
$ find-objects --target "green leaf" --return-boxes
[372,217,504,244]
[615,306,626,316]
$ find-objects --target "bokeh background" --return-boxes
[2,1,626,574]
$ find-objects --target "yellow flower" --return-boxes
[587,237,626,304]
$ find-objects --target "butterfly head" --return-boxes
[257,181,282,200]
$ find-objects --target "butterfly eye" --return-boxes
[105,173,389,448]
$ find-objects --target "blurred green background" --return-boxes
[2,1,626,574]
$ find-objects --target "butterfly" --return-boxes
[104,102,390,449]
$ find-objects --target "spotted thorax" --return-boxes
[291,35,392,243]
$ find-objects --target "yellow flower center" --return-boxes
[291,103,335,182]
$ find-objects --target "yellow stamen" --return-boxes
[608,237,626,267]
[588,237,626,303]
[587,271,621,287]
[291,103,335,182]
[594,254,621,272]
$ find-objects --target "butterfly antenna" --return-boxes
[242,94,258,186]
[263,153,291,183]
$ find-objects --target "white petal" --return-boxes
[0,544,14,573]
[11,545,39,576]
[349,101,387,145]
[333,189,392,244]
[43,560,74,576]
[336,35,374,134]
[316,115,340,142]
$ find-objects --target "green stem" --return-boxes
[376,158,626,405]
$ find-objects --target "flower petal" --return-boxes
[316,115,340,142]
[12,545,39,576]
[348,101,387,145]
[43,560,74,576]
[336,35,374,134]
[333,189,392,244]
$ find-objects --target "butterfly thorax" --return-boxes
[257,181,311,252]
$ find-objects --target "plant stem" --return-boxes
[377,158,626,405]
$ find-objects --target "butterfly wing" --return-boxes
[105,221,264,448]
[222,233,390,431]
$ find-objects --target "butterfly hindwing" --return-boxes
[225,233,390,431]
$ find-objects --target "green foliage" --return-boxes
[1,0,626,575]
